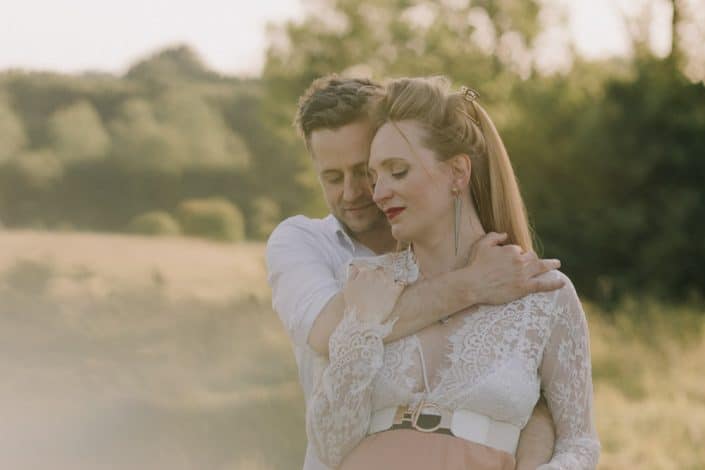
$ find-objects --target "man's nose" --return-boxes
[342,176,364,201]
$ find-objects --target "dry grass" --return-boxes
[0,230,301,470]
[0,230,270,303]
[588,300,705,469]
[0,230,703,469]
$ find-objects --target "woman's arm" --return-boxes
[306,265,403,468]
[537,274,600,469]
[306,307,394,467]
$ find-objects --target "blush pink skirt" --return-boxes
[339,429,515,470]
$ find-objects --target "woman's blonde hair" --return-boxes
[372,76,534,252]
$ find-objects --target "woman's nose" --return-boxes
[372,178,392,205]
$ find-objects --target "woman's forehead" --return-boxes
[370,121,433,168]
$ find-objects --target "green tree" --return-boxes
[6,149,63,191]
[177,197,245,242]
[48,100,110,163]
[0,96,27,163]
[126,45,222,84]
[109,98,185,174]
[156,88,250,171]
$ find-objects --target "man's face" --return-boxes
[309,120,387,235]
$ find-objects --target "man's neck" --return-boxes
[352,225,397,255]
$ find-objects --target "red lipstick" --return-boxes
[385,207,405,220]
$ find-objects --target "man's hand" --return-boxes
[343,264,405,324]
[515,396,555,469]
[466,232,564,305]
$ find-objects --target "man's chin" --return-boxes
[339,210,386,235]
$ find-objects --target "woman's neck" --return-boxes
[413,197,486,279]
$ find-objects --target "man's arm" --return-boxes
[308,232,563,355]
[266,217,343,350]
[515,396,555,470]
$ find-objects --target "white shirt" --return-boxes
[265,214,375,470]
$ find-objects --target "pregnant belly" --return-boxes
[339,429,515,470]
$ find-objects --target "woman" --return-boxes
[306,76,600,469]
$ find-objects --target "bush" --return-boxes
[176,197,244,242]
[127,211,181,236]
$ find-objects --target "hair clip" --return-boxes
[460,86,480,103]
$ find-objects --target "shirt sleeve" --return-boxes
[265,217,342,349]
[537,273,601,469]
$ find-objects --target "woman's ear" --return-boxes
[449,153,471,188]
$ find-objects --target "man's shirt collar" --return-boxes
[324,214,370,255]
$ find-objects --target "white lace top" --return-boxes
[306,251,600,469]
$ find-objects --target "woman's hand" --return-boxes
[343,264,405,324]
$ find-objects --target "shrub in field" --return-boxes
[127,211,181,236]
[176,197,244,242]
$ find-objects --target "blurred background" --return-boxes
[0,0,703,468]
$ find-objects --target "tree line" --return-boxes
[0,0,703,303]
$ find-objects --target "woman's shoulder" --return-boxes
[525,270,589,331]
[523,270,579,311]
[348,250,419,284]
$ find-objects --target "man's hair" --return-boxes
[294,74,383,150]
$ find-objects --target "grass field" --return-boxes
[1,230,703,469]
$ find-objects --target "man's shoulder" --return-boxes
[273,214,329,232]
[266,215,342,259]
[268,215,334,243]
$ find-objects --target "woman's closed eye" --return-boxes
[391,169,408,179]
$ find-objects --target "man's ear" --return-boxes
[449,153,471,188]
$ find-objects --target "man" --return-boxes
[266,75,560,470]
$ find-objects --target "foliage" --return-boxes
[0,45,314,238]
[177,197,245,242]
[48,99,110,163]
[127,211,181,236]
[261,0,705,302]
[3,149,63,191]
[0,95,27,163]
[248,196,282,240]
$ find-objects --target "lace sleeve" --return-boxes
[306,306,396,468]
[537,274,601,469]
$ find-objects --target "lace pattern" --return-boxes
[307,251,600,469]
[305,307,396,468]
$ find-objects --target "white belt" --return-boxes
[368,402,520,456]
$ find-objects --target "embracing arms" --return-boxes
[307,232,563,355]
[266,218,563,355]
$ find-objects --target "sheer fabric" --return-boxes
[306,250,600,469]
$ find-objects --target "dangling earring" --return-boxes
[452,187,461,257]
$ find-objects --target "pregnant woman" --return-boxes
[306,76,600,469]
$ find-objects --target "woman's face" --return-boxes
[368,120,454,243]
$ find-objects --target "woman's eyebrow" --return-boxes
[370,157,406,169]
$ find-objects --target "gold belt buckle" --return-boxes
[411,400,442,433]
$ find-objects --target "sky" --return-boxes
[0,0,669,77]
